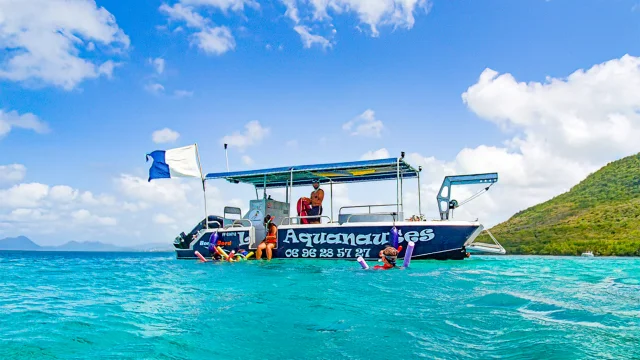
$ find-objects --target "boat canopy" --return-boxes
[205,158,419,188]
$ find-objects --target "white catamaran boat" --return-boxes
[173,154,506,260]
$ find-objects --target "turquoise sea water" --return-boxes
[1,253,639,360]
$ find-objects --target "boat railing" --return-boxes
[223,219,253,229]
[280,215,332,226]
[206,220,222,229]
[339,204,398,215]
[345,212,398,223]
[339,204,402,224]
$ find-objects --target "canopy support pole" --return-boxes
[330,179,334,223]
[290,169,294,218]
[396,157,400,220]
[417,167,422,217]
[195,143,208,229]
[263,175,267,200]
[400,171,404,216]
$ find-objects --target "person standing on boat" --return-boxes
[307,180,324,224]
[256,215,277,260]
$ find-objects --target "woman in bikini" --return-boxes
[256,215,277,260]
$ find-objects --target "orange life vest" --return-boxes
[265,223,278,244]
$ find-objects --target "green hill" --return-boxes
[479,153,640,256]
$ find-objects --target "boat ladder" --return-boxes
[466,229,506,255]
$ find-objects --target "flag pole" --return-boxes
[224,143,229,172]
[195,143,208,229]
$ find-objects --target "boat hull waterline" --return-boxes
[175,222,483,261]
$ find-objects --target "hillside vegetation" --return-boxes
[478,153,640,256]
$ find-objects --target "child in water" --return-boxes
[374,245,399,270]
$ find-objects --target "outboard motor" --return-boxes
[174,232,188,249]
[174,216,225,250]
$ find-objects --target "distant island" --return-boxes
[478,153,640,256]
[0,236,174,253]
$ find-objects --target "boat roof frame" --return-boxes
[205,157,420,189]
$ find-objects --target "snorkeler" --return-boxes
[374,246,399,270]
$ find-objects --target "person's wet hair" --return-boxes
[382,246,398,266]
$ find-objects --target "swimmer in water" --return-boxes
[374,245,399,270]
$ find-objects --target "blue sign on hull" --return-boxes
[176,224,479,261]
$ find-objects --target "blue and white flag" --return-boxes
[146,144,201,181]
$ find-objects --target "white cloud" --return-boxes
[241,155,254,166]
[160,2,236,55]
[145,83,165,94]
[0,110,49,138]
[153,213,176,224]
[160,3,208,28]
[180,0,259,12]
[191,26,236,55]
[392,54,640,226]
[150,57,166,74]
[174,90,194,98]
[152,128,181,144]
[3,208,58,223]
[161,0,429,53]
[0,164,27,183]
[0,0,129,90]
[97,61,120,79]
[71,209,117,226]
[79,191,116,206]
[0,183,49,208]
[282,0,300,23]
[361,148,390,160]
[116,174,191,205]
[462,54,640,165]
[49,185,79,202]
[294,25,332,49]
[307,0,429,37]
[221,120,270,151]
[343,109,384,137]
[122,201,149,212]
[0,174,239,245]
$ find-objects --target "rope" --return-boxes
[456,183,494,208]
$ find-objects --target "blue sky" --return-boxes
[2,0,640,245]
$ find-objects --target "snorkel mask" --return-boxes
[382,246,399,266]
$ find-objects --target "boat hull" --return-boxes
[175,221,482,261]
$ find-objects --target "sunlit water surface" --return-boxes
[1,252,639,359]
